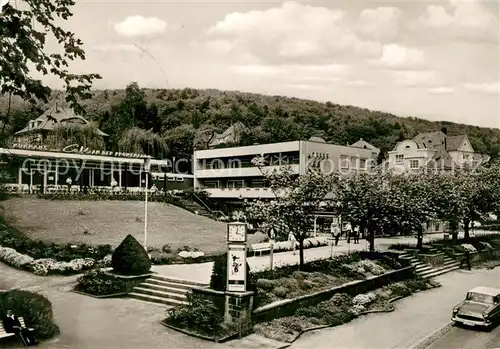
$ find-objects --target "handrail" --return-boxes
[192,192,229,219]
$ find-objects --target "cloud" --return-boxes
[371,44,426,70]
[345,80,375,87]
[464,82,499,95]
[415,0,498,41]
[230,63,350,79]
[427,86,455,94]
[205,2,381,64]
[91,43,142,53]
[392,70,438,87]
[113,16,167,38]
[205,40,234,54]
[357,7,402,41]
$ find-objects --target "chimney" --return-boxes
[441,127,447,149]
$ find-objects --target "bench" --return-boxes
[0,317,26,339]
[250,243,272,257]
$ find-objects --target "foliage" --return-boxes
[111,234,151,275]
[52,123,105,150]
[0,216,111,262]
[337,170,390,252]
[210,253,227,291]
[75,269,127,296]
[1,86,500,159]
[0,0,101,143]
[209,252,252,292]
[0,290,59,339]
[0,170,13,200]
[245,162,338,268]
[166,293,224,336]
[426,163,500,239]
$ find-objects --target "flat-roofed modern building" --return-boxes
[193,137,374,201]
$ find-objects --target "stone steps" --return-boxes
[128,275,209,307]
[399,249,461,279]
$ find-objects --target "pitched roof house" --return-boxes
[387,130,490,172]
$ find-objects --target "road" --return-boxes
[289,267,500,349]
[427,324,500,349]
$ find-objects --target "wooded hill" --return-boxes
[2,83,499,160]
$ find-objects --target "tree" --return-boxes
[338,171,391,252]
[427,165,498,241]
[245,157,338,269]
[0,0,101,136]
[118,127,167,157]
[387,172,437,249]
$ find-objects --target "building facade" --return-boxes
[193,137,374,200]
[1,107,193,193]
[386,131,490,173]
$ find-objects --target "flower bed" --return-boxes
[0,216,111,261]
[250,253,401,307]
[74,269,128,296]
[0,215,112,275]
[254,278,440,343]
[0,245,111,275]
[163,294,237,341]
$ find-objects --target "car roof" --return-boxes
[469,286,500,297]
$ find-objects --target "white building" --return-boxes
[193,137,374,200]
[387,130,490,173]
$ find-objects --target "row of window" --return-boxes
[395,155,419,169]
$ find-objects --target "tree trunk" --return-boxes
[416,227,424,250]
[367,227,375,252]
[463,218,471,241]
[298,239,305,270]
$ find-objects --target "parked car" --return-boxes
[452,286,500,328]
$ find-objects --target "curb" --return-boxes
[409,322,453,349]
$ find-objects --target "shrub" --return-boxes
[167,294,223,335]
[75,269,127,296]
[387,282,411,297]
[330,293,352,306]
[256,279,276,290]
[273,286,288,298]
[111,234,151,275]
[404,278,428,292]
[0,290,59,339]
[210,253,253,291]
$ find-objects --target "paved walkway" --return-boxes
[153,230,497,284]
[289,267,500,349]
[0,230,497,349]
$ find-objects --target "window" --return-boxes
[359,158,367,169]
[350,157,357,168]
[410,160,419,169]
[340,155,349,169]
[396,155,404,164]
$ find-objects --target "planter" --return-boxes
[71,290,128,299]
[106,272,155,293]
[420,253,444,267]
[160,320,238,343]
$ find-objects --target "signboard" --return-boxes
[227,244,246,292]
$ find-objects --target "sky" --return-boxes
[37,0,499,128]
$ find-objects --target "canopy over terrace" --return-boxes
[0,146,192,193]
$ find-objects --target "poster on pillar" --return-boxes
[227,245,246,292]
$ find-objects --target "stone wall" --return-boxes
[252,266,415,323]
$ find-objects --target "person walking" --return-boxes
[353,226,360,244]
[460,249,472,270]
[331,223,341,246]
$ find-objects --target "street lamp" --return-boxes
[143,156,151,250]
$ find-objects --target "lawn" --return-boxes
[1,197,263,254]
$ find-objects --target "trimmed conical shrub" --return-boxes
[111,234,151,275]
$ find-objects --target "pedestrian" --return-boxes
[66,177,72,192]
[331,223,341,246]
[460,249,472,270]
[354,226,360,244]
[345,222,352,243]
